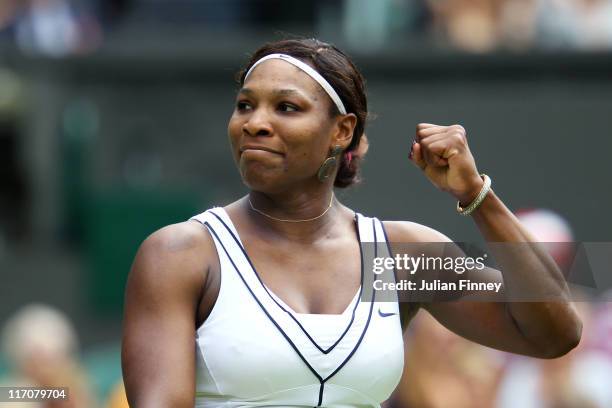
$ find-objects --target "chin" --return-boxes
[240,166,284,194]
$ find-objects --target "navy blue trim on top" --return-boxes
[315,218,378,408]
[209,210,364,355]
[321,217,377,383]
[195,219,323,383]
[379,219,404,301]
[317,382,325,407]
[315,218,379,407]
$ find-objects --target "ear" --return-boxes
[332,113,358,150]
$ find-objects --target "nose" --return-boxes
[242,107,272,137]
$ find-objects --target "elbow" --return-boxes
[538,316,583,359]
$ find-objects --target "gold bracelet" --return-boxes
[456,174,491,216]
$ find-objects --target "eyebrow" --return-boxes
[238,87,312,100]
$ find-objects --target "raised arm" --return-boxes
[391,123,581,358]
[122,221,216,407]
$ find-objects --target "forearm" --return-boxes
[471,190,582,356]
[410,123,581,356]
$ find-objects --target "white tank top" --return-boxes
[190,208,404,407]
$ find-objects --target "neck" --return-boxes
[249,191,334,222]
[242,189,342,242]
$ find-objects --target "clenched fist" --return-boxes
[410,123,484,205]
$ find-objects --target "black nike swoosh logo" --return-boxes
[378,308,398,318]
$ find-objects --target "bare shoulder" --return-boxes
[140,220,215,257]
[128,220,216,296]
[382,220,452,244]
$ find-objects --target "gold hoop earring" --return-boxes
[317,145,343,182]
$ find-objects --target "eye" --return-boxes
[236,101,252,111]
[278,102,299,112]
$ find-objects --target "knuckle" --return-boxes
[452,131,466,144]
[453,124,466,134]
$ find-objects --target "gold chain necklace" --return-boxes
[248,194,335,223]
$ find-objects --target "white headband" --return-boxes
[243,53,347,115]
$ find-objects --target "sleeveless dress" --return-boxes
[190,208,404,407]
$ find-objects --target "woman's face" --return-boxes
[227,59,342,193]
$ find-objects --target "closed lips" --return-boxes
[240,145,283,155]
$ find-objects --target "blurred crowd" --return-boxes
[422,0,612,52]
[1,0,612,57]
[0,0,105,57]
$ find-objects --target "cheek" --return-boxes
[227,116,242,153]
[290,145,322,165]
[285,126,330,167]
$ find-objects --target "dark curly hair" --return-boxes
[238,38,368,188]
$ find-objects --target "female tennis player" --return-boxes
[121,38,582,407]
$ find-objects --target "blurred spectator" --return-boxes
[515,208,574,268]
[14,0,80,56]
[498,0,538,50]
[0,304,97,408]
[412,0,612,52]
[496,301,612,408]
[588,299,612,356]
[533,0,579,49]
[0,0,102,56]
[496,209,612,408]
[424,0,501,52]
[535,0,612,50]
[390,311,504,408]
[574,0,612,49]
